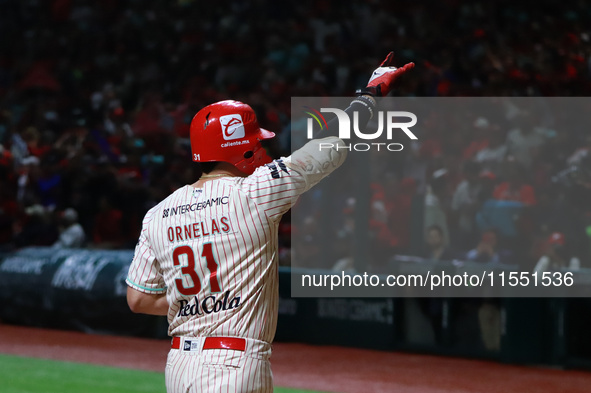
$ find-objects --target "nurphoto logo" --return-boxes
[304,107,418,151]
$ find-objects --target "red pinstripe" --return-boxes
[255,195,294,205]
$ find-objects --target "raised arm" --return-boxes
[317,52,414,139]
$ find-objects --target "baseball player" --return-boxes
[126,53,413,392]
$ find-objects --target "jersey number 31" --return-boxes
[173,243,222,295]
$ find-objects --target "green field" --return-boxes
[0,354,322,393]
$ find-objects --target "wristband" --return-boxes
[356,86,381,98]
[351,95,377,119]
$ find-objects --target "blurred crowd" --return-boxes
[402,98,591,273]
[293,98,591,272]
[1,0,591,268]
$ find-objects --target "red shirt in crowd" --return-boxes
[492,182,537,206]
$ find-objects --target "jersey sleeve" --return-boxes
[126,211,166,294]
[238,136,348,220]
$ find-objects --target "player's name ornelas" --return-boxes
[167,216,232,242]
[176,290,241,317]
[162,196,229,218]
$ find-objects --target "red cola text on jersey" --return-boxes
[167,216,231,243]
[177,290,241,317]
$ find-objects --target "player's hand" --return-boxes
[358,52,414,97]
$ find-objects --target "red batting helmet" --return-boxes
[190,100,275,175]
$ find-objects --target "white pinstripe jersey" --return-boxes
[126,137,347,343]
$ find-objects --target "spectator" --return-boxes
[473,129,507,172]
[292,216,322,269]
[505,113,549,168]
[566,135,591,167]
[0,185,18,249]
[533,232,581,273]
[371,176,417,254]
[463,118,492,160]
[492,163,537,206]
[451,162,482,248]
[92,197,124,249]
[423,225,455,261]
[477,170,498,202]
[52,208,85,248]
[13,205,58,248]
[424,169,450,248]
[465,230,511,264]
[370,174,408,257]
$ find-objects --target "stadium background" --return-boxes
[1,0,591,392]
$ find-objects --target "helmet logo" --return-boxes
[220,114,246,141]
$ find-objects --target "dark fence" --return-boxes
[1,247,590,369]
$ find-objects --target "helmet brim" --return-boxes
[259,128,276,140]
